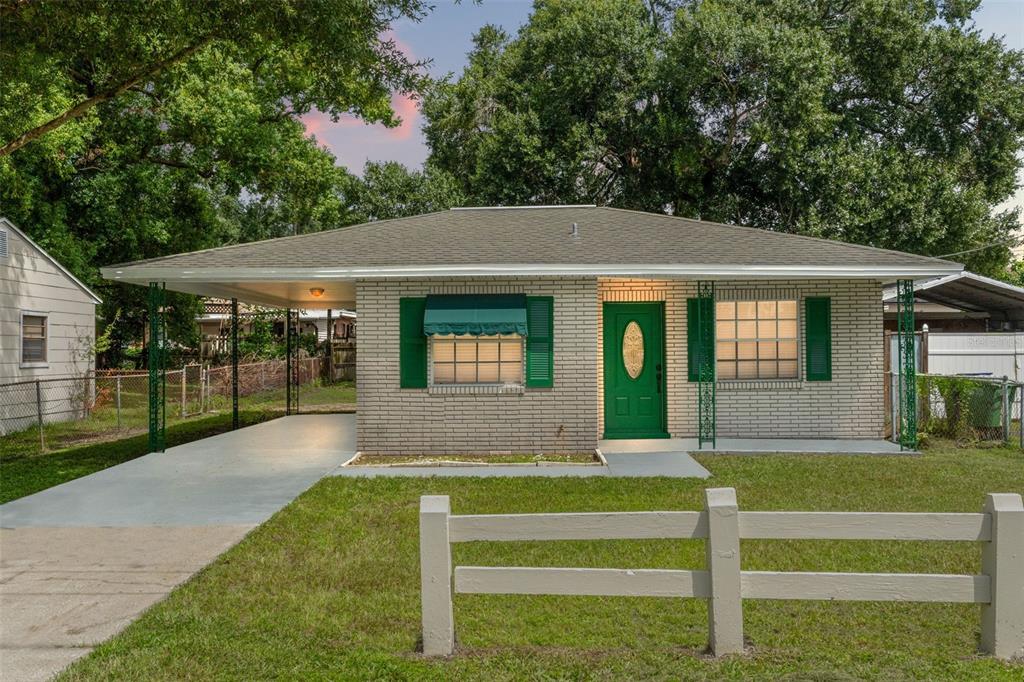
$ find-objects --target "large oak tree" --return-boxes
[0,0,427,361]
[423,0,1024,274]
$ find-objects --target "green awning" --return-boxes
[423,294,528,336]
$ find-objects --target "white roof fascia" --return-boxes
[102,262,963,283]
[3,217,103,304]
[882,271,1024,302]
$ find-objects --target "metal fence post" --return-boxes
[705,487,743,656]
[181,367,187,419]
[1011,382,1019,450]
[420,495,455,656]
[115,375,122,428]
[1001,378,1010,443]
[35,379,45,452]
[980,493,1024,659]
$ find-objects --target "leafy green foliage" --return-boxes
[0,0,427,363]
[424,0,1024,275]
[918,374,1013,443]
[351,161,465,221]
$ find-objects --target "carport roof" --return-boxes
[883,271,1024,319]
[101,206,961,307]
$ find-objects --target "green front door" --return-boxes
[603,302,667,439]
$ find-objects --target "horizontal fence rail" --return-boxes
[420,489,1024,659]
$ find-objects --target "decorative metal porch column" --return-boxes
[231,298,239,430]
[286,308,299,415]
[697,281,716,449]
[147,282,167,452]
[896,279,917,450]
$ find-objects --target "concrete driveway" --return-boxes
[0,414,355,682]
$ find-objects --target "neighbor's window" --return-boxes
[432,334,523,384]
[22,314,47,364]
[715,300,798,380]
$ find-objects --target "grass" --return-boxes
[61,444,1023,681]
[352,452,599,465]
[0,410,279,504]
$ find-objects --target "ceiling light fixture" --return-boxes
[309,287,325,298]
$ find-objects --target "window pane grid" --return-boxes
[432,335,523,385]
[715,300,797,380]
[22,315,47,363]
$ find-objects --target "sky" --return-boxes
[302,0,1024,210]
[301,0,533,172]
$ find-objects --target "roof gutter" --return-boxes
[102,262,962,283]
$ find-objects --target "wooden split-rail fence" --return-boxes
[419,488,1024,659]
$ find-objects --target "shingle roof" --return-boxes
[102,206,960,280]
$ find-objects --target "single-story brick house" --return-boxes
[102,206,960,454]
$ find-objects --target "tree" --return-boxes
[0,0,425,155]
[423,0,1024,275]
[351,161,465,221]
[0,0,428,364]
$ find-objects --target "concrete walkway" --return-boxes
[333,450,712,479]
[0,414,356,682]
[599,437,906,455]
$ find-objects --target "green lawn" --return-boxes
[61,445,1023,681]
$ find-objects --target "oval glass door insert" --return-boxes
[622,321,644,379]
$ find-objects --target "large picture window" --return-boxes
[432,334,523,385]
[715,300,798,380]
[22,313,48,365]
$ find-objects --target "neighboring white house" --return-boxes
[0,217,101,433]
[195,299,355,359]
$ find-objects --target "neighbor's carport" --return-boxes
[884,271,1024,331]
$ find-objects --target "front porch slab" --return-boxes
[600,437,908,455]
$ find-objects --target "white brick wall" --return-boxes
[356,276,884,455]
[598,278,884,439]
[356,278,599,454]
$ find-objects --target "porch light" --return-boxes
[309,287,325,298]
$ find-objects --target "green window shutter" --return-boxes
[805,297,832,382]
[399,297,427,388]
[687,298,713,382]
[525,296,554,387]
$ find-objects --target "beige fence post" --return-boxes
[705,487,743,656]
[420,495,455,656]
[980,492,1024,659]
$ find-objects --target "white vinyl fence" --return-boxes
[420,489,1024,659]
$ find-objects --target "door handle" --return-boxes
[656,364,662,393]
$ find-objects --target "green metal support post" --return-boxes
[285,308,292,416]
[697,281,716,449]
[896,279,917,450]
[147,282,166,452]
[231,298,239,430]
[289,308,300,414]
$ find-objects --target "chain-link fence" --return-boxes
[887,372,1023,448]
[1,357,354,454]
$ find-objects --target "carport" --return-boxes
[102,259,357,452]
[883,271,1024,332]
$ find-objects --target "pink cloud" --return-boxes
[299,31,422,165]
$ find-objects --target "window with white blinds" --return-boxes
[22,314,47,364]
